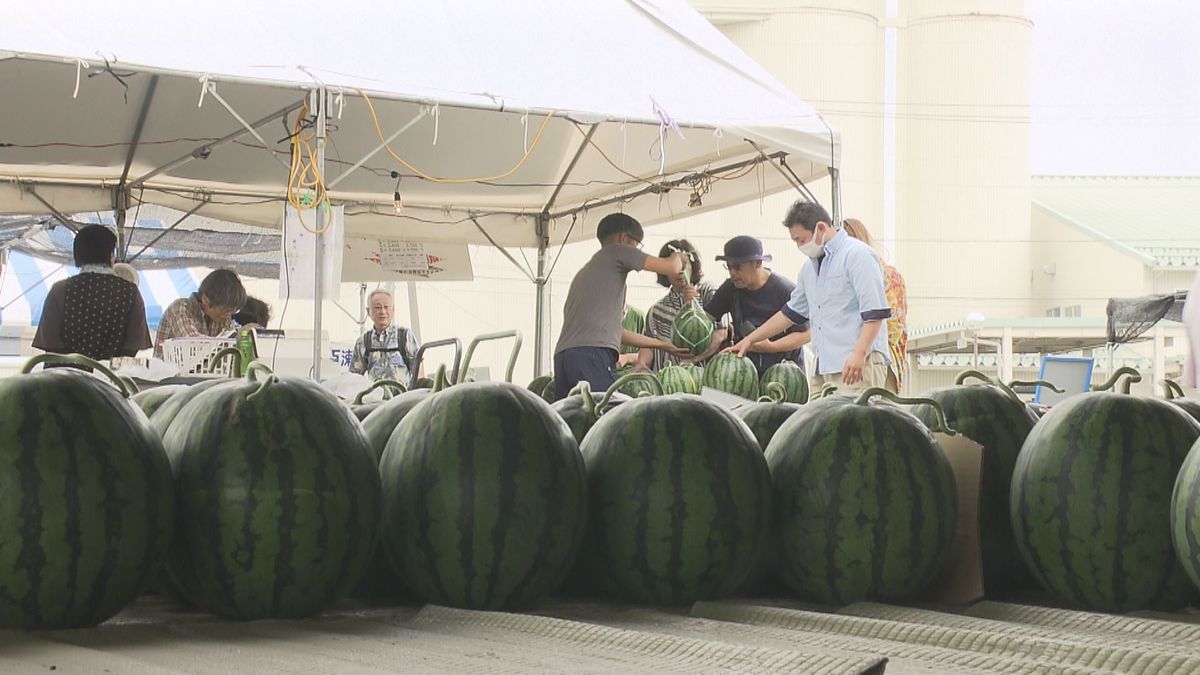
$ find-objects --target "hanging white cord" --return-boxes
[713,128,723,157]
[649,97,684,176]
[431,103,440,145]
[521,111,530,154]
[72,58,90,98]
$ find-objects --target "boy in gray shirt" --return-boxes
[554,213,689,400]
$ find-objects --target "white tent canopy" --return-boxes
[0,0,840,373]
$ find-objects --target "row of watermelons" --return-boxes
[7,346,1200,630]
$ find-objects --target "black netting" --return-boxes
[1106,291,1188,344]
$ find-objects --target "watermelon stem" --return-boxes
[1162,379,1187,400]
[954,369,994,386]
[855,387,958,435]
[758,381,787,403]
[118,375,141,395]
[19,353,133,398]
[353,379,408,405]
[432,364,450,391]
[1008,379,1063,396]
[599,372,663,412]
[1090,366,1141,393]
[818,383,839,398]
[575,381,597,416]
[207,347,244,376]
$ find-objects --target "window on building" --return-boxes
[1046,307,1062,318]
[1065,305,1082,318]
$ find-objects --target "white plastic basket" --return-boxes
[161,337,238,377]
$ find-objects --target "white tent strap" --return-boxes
[198,75,289,171]
[327,107,428,189]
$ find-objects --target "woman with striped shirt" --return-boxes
[636,239,718,372]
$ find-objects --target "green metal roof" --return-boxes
[1032,176,1200,267]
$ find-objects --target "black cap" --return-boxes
[715,235,772,264]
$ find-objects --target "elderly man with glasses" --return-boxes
[350,289,423,383]
[692,235,809,376]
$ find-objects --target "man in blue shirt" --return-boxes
[728,201,894,393]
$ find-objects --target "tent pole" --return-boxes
[406,282,422,343]
[312,88,328,380]
[534,213,551,377]
[829,166,842,226]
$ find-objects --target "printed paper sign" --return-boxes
[280,204,344,299]
[342,238,473,282]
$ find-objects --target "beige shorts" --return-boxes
[811,351,895,396]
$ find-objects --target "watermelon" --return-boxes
[149,377,240,437]
[911,370,1040,597]
[1163,379,1200,424]
[528,375,555,403]
[131,384,188,417]
[0,354,174,629]
[1172,438,1200,594]
[350,379,408,421]
[658,364,700,395]
[380,382,586,609]
[615,365,659,398]
[671,300,715,357]
[551,380,634,445]
[1011,368,1200,612]
[766,388,957,604]
[679,363,704,387]
[577,394,770,604]
[736,400,802,451]
[702,353,759,400]
[161,366,381,619]
[760,361,808,404]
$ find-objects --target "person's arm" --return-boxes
[622,328,689,356]
[726,311,796,357]
[641,251,687,277]
[842,249,892,385]
[118,292,153,357]
[31,284,67,353]
[749,329,811,354]
[635,347,655,371]
[348,336,367,375]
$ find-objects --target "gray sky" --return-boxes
[1028,0,1200,176]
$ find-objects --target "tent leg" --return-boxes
[312,88,328,380]
[406,281,422,343]
[534,213,551,377]
[829,166,842,225]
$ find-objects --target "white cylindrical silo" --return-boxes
[896,0,1032,325]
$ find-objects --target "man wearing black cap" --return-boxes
[696,235,809,375]
[32,225,152,361]
[553,212,690,400]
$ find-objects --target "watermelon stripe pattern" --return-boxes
[381,383,585,609]
[658,365,700,395]
[767,401,956,605]
[162,378,380,619]
[760,362,808,404]
[1172,439,1200,592]
[1011,392,1200,612]
[0,371,174,629]
[702,354,759,400]
[579,396,770,604]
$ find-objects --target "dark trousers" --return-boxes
[553,347,618,401]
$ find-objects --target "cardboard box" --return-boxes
[923,432,985,606]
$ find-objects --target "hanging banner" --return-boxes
[341,237,474,282]
[280,204,344,299]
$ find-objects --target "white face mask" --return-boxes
[799,226,826,259]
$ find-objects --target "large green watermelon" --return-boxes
[1172,438,1200,594]
[349,379,408,421]
[760,361,808,404]
[551,381,632,445]
[671,301,714,357]
[161,370,381,619]
[0,357,174,629]
[702,353,759,400]
[1163,380,1200,424]
[528,375,555,403]
[131,384,188,417]
[578,395,770,604]
[736,400,801,451]
[912,371,1039,598]
[615,365,659,397]
[766,388,957,605]
[658,364,700,395]
[380,382,586,610]
[148,377,240,437]
[1011,388,1200,612]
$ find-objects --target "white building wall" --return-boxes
[896,1,1032,326]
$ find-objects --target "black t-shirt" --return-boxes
[704,272,807,375]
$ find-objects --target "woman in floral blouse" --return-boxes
[842,219,908,391]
